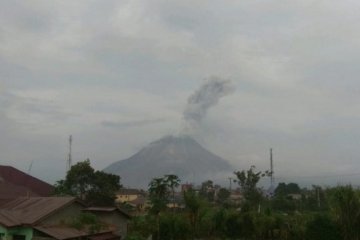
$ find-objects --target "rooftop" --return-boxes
[0,197,79,226]
[0,165,54,197]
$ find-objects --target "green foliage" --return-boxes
[223,211,255,239]
[234,165,270,207]
[148,175,181,213]
[159,213,191,240]
[54,159,121,206]
[70,213,105,234]
[148,177,170,214]
[130,172,360,240]
[126,215,157,240]
[199,180,215,202]
[217,188,230,204]
[275,182,301,196]
[87,170,121,206]
[54,179,71,196]
[305,214,341,240]
[271,195,297,212]
[183,189,203,238]
[164,174,180,209]
[329,185,360,240]
[224,211,243,239]
[65,159,95,198]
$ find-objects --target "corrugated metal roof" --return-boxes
[35,226,118,240]
[0,182,39,199]
[88,232,120,240]
[83,207,131,219]
[83,207,117,212]
[0,197,77,225]
[0,198,17,208]
[35,226,90,240]
[0,210,21,227]
[0,165,54,197]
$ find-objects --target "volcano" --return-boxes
[103,135,233,188]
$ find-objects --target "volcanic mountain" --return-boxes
[103,135,233,188]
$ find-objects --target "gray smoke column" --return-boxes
[182,76,235,133]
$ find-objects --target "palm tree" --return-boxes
[184,189,202,239]
[148,177,169,240]
[148,177,169,214]
[165,174,180,209]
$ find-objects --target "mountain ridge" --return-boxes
[103,135,233,188]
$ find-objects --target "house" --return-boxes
[0,197,130,240]
[115,189,147,212]
[83,207,131,237]
[115,189,144,203]
[0,165,54,199]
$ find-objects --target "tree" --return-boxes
[87,170,121,206]
[158,212,191,240]
[62,159,95,199]
[275,182,301,196]
[148,177,170,214]
[305,214,341,240]
[71,212,105,234]
[234,165,270,208]
[217,188,230,204]
[272,182,302,212]
[164,174,180,209]
[330,185,360,240]
[183,189,203,239]
[54,159,121,206]
[199,180,215,202]
[148,177,170,240]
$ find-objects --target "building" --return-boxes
[0,197,130,240]
[83,207,131,237]
[115,189,147,212]
[0,165,54,200]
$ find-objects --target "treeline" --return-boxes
[127,167,360,240]
[53,160,360,240]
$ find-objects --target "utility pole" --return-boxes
[270,148,274,189]
[317,187,321,208]
[67,135,72,172]
[228,177,233,191]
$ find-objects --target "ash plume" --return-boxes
[182,76,235,133]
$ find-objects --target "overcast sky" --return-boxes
[2,0,360,186]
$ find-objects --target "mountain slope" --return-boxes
[103,135,233,188]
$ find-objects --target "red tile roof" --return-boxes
[0,165,54,197]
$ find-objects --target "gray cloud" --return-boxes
[102,118,167,128]
[1,1,360,186]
